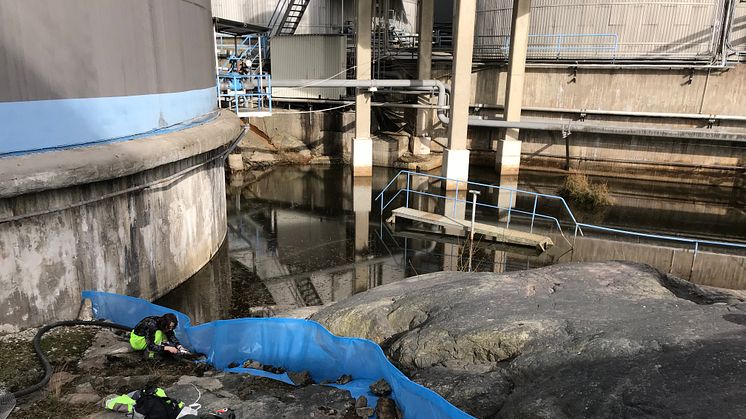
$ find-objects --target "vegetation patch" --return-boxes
[0,327,95,394]
[558,172,612,210]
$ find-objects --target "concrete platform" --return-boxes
[387,207,554,251]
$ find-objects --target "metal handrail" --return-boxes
[375,170,746,258]
[375,170,582,236]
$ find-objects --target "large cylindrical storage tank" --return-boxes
[0,0,240,330]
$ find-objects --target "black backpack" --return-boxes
[134,386,182,419]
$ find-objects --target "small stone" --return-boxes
[369,379,392,396]
[355,395,368,409]
[227,362,239,369]
[336,374,352,384]
[243,360,263,369]
[288,370,314,386]
[47,371,77,393]
[75,382,97,394]
[375,397,401,419]
[62,392,102,405]
[356,407,375,418]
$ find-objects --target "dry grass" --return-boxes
[558,172,612,209]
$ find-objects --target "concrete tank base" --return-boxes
[0,110,242,331]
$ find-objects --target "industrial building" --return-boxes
[1,0,744,328]
[214,0,746,187]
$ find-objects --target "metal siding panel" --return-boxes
[730,3,746,51]
[474,0,723,60]
[272,35,346,99]
[211,0,276,24]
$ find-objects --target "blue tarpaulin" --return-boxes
[82,291,472,419]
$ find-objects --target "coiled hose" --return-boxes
[12,320,131,398]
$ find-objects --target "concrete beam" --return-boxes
[354,0,373,176]
[442,0,477,189]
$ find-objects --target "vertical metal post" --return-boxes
[506,190,513,229]
[258,35,264,110]
[453,180,459,215]
[530,194,538,233]
[689,242,699,280]
[404,237,409,272]
[405,172,411,208]
[468,190,481,272]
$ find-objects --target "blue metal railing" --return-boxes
[216,33,272,115]
[375,170,581,240]
[375,170,746,260]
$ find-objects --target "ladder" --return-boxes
[269,0,311,36]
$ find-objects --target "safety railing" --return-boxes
[375,171,746,263]
[375,170,582,241]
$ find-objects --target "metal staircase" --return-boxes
[268,0,311,36]
[294,276,322,306]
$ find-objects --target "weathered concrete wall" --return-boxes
[0,112,242,331]
[561,235,746,290]
[261,66,746,183]
[465,65,746,116]
[250,110,352,158]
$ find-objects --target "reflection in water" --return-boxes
[224,165,746,317]
[163,165,746,320]
[155,241,232,324]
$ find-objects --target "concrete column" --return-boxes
[441,0,477,190]
[354,0,373,176]
[353,176,372,292]
[414,0,435,155]
[496,0,532,176]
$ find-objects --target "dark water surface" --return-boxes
[161,165,746,322]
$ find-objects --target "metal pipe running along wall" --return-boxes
[270,79,746,144]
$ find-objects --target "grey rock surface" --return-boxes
[310,261,746,418]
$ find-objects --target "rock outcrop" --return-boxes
[311,261,746,418]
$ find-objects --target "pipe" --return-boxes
[271,79,746,144]
[272,96,448,109]
[470,103,746,123]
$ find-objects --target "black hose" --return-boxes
[12,320,131,398]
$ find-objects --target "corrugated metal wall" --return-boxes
[271,35,347,99]
[211,0,418,34]
[730,2,746,51]
[211,0,346,34]
[475,0,728,60]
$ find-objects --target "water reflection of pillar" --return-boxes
[353,176,372,292]
[442,189,467,271]
[494,175,519,273]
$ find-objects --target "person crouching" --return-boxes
[130,313,185,359]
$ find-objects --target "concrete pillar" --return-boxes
[353,176,372,291]
[441,0,477,190]
[496,0,532,176]
[414,0,435,155]
[354,0,373,176]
